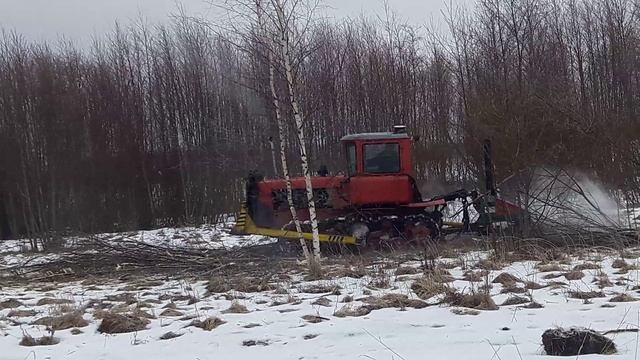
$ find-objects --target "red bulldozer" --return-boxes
[232,126,523,249]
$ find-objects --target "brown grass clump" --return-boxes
[543,273,563,280]
[97,312,150,334]
[564,270,585,281]
[411,276,449,300]
[36,298,74,306]
[367,277,391,289]
[395,266,419,275]
[328,266,367,279]
[32,312,89,330]
[524,301,544,309]
[443,290,498,310]
[595,276,613,288]
[524,281,546,290]
[333,305,371,318]
[300,284,341,294]
[463,270,489,282]
[7,309,37,317]
[500,284,526,294]
[19,334,59,346]
[547,281,568,289]
[609,293,638,302]
[311,297,331,307]
[0,299,23,309]
[492,273,521,285]
[362,294,429,310]
[159,331,184,340]
[301,314,329,323]
[341,295,354,303]
[222,301,250,314]
[475,259,503,270]
[537,263,563,272]
[424,268,455,282]
[159,309,184,317]
[568,290,605,300]
[611,259,628,269]
[451,308,480,315]
[188,317,226,331]
[501,296,530,306]
[573,263,600,271]
[206,278,231,293]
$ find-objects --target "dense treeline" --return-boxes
[1,0,639,243]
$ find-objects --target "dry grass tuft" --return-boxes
[501,296,530,306]
[411,276,449,300]
[475,259,503,270]
[450,308,480,315]
[333,305,371,318]
[159,331,184,340]
[524,281,546,290]
[341,295,354,303]
[159,308,184,317]
[395,266,418,275]
[573,263,600,271]
[36,298,74,306]
[222,301,250,314]
[19,334,59,346]
[564,270,585,281]
[500,284,526,294]
[611,259,628,269]
[492,273,521,285]
[300,284,341,294]
[97,312,149,334]
[537,263,564,272]
[524,301,544,309]
[301,314,329,323]
[595,275,613,288]
[463,270,489,282]
[443,290,498,310]
[328,266,367,279]
[543,273,563,279]
[0,299,23,309]
[609,293,638,302]
[362,294,429,310]
[188,317,226,331]
[32,311,89,330]
[311,297,331,307]
[367,277,391,289]
[7,309,37,317]
[568,290,605,299]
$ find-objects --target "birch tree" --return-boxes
[256,0,311,260]
[270,0,323,264]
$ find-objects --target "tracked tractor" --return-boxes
[232,126,522,250]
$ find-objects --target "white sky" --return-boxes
[0,0,470,46]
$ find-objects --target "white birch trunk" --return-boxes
[257,0,310,260]
[274,0,321,262]
[269,53,311,260]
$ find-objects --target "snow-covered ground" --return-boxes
[2,250,640,359]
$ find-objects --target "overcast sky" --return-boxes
[0,0,470,46]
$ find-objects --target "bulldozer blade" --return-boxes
[232,204,357,245]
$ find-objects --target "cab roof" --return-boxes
[340,132,411,141]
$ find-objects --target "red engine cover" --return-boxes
[346,175,416,206]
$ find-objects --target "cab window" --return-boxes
[363,143,400,173]
[346,143,356,175]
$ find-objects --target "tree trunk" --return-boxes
[274,0,321,262]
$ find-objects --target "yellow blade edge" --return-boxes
[232,204,356,245]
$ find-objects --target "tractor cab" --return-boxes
[341,125,413,176]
